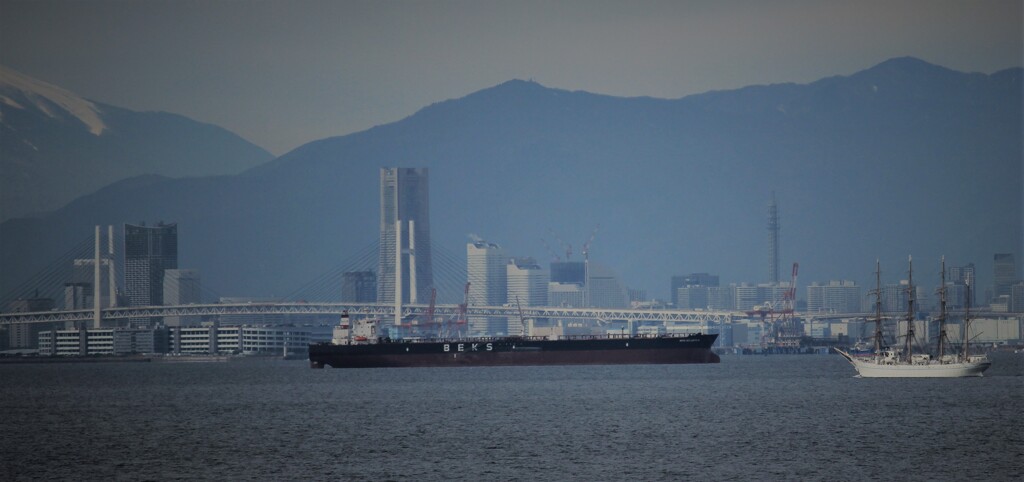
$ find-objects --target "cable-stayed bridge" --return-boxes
[0,226,740,329]
[0,303,736,326]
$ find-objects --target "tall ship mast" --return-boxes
[869,259,885,359]
[835,257,991,378]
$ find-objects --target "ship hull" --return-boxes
[309,334,719,368]
[835,349,991,378]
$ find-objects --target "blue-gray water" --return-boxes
[2,353,1022,481]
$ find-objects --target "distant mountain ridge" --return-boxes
[0,65,273,221]
[1,57,1020,302]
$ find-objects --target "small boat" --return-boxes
[835,257,991,378]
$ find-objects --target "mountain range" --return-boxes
[0,65,272,221]
[0,57,1020,302]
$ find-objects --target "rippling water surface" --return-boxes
[2,353,1021,480]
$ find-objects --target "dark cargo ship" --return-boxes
[309,314,719,368]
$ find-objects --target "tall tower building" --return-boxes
[586,262,628,309]
[124,223,178,307]
[767,194,780,284]
[993,253,1017,298]
[507,257,548,308]
[377,168,433,304]
[125,222,178,328]
[467,239,507,335]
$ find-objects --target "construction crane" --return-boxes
[549,229,572,260]
[540,238,561,262]
[748,262,800,350]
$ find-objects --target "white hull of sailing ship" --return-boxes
[836,257,992,378]
[835,350,991,378]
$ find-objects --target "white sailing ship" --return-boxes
[836,257,991,378]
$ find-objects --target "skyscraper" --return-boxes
[507,257,548,307]
[125,222,178,328]
[377,168,433,304]
[993,253,1017,298]
[467,239,507,335]
[586,262,628,309]
[124,223,178,307]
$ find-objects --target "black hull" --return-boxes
[309,334,719,368]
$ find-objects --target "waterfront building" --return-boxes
[163,269,201,327]
[341,270,377,303]
[173,325,310,355]
[38,326,310,356]
[467,239,507,335]
[377,168,433,304]
[806,280,861,314]
[125,222,178,327]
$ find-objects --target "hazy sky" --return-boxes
[2,0,1021,155]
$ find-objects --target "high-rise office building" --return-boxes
[671,273,720,306]
[586,262,628,309]
[377,168,433,304]
[507,258,548,307]
[342,271,377,303]
[467,239,507,335]
[806,281,861,314]
[994,253,1017,298]
[506,257,548,336]
[125,223,178,327]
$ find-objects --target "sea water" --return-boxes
[1,353,1021,480]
